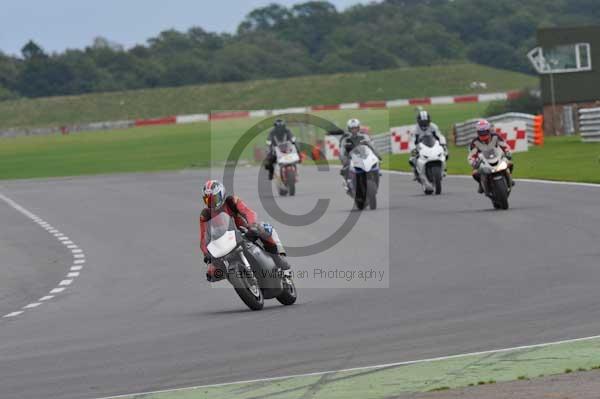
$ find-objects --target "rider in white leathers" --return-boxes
[409,110,448,180]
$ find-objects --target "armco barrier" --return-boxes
[454,113,543,151]
[1,90,522,138]
[372,132,392,155]
[579,108,600,142]
[135,116,176,126]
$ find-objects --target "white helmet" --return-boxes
[347,118,361,135]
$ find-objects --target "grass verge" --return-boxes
[1,104,598,183]
[108,337,600,399]
[0,63,535,129]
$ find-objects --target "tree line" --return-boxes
[1,0,599,100]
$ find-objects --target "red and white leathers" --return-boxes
[468,133,514,192]
[467,133,512,167]
[200,195,283,256]
[200,195,286,280]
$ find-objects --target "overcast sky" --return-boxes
[0,0,368,56]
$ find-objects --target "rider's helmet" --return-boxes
[202,180,226,210]
[274,119,286,129]
[476,119,492,143]
[347,118,361,136]
[417,110,431,130]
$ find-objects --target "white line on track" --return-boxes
[0,192,87,319]
[3,311,24,318]
[96,170,600,399]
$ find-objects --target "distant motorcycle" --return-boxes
[273,141,300,197]
[477,148,513,210]
[414,135,446,195]
[206,212,297,311]
[346,143,380,210]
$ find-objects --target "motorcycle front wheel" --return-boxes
[287,167,296,197]
[354,174,367,210]
[491,176,509,210]
[229,267,264,311]
[367,178,377,210]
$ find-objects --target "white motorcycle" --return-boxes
[347,143,380,210]
[414,135,447,195]
[273,141,300,197]
[477,148,513,210]
[206,212,297,311]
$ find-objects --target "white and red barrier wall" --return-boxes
[1,91,521,138]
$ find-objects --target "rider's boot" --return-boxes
[409,159,419,181]
[473,172,484,194]
[273,253,291,271]
[267,165,274,181]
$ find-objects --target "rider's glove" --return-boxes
[246,223,261,239]
[206,263,226,282]
[206,264,217,282]
[471,159,480,169]
[203,255,212,264]
[505,151,513,160]
[411,149,418,157]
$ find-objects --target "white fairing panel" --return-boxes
[207,230,237,258]
[350,145,379,172]
[277,152,300,165]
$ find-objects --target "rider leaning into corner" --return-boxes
[339,118,382,192]
[200,180,291,282]
[468,119,515,194]
[409,110,448,180]
[264,119,301,181]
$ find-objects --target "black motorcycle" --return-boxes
[206,213,297,310]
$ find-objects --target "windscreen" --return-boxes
[351,145,370,159]
[207,212,235,244]
[278,142,294,154]
[483,148,499,160]
[420,135,437,148]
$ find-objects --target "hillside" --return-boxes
[0,0,598,100]
[0,63,536,129]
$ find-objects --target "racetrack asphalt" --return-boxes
[0,166,599,399]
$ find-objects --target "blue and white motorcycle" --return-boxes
[346,143,380,210]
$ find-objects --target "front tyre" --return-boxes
[287,168,296,197]
[431,164,443,195]
[229,268,264,311]
[492,177,509,210]
[354,174,366,210]
[367,178,378,210]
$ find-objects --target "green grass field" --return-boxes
[1,103,598,183]
[0,63,535,129]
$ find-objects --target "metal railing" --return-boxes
[579,107,600,142]
[372,132,392,154]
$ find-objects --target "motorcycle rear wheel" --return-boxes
[276,276,297,306]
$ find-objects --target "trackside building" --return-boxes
[530,26,600,135]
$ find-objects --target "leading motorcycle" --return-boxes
[206,212,297,310]
[346,143,380,210]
